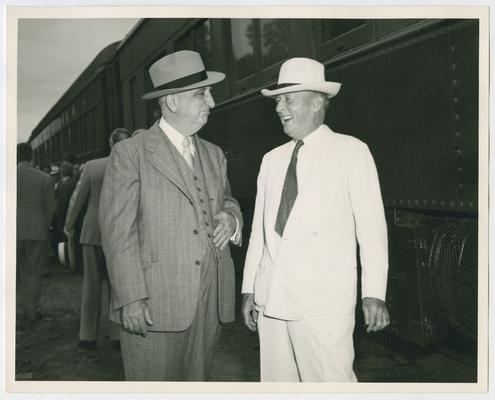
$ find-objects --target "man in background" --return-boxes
[65,128,130,350]
[17,142,55,325]
[54,161,77,270]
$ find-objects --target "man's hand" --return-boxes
[362,297,389,333]
[241,293,258,332]
[213,211,236,250]
[121,299,154,336]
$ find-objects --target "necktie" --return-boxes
[275,140,304,236]
[182,136,194,169]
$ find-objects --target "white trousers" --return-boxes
[258,311,357,382]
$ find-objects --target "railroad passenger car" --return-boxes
[29,18,479,350]
[29,41,123,165]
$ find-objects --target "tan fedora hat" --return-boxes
[142,50,225,100]
[261,57,341,98]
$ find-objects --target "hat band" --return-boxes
[276,82,302,88]
[154,71,208,91]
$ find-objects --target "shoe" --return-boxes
[112,340,121,351]
[78,340,97,350]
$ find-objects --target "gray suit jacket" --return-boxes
[99,121,243,331]
[17,163,55,241]
[65,157,108,246]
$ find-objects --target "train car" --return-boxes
[30,17,479,350]
[115,18,479,348]
[29,41,123,166]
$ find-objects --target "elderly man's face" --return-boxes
[275,91,319,140]
[175,86,215,134]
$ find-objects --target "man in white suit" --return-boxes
[241,57,390,382]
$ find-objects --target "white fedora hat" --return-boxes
[261,57,341,98]
[142,50,225,100]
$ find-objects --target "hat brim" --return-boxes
[261,81,341,98]
[142,71,225,100]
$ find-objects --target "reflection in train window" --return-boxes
[260,19,289,68]
[321,19,366,42]
[230,19,256,80]
[175,20,213,69]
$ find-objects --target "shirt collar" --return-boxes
[293,124,326,149]
[159,117,196,156]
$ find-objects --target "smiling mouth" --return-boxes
[279,115,292,122]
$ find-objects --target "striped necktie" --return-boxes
[182,136,194,169]
[275,140,304,236]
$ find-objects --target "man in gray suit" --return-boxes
[99,50,243,381]
[65,128,130,350]
[17,143,55,325]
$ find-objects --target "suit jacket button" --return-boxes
[195,260,201,266]
[193,229,199,235]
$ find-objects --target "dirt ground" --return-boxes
[15,261,476,382]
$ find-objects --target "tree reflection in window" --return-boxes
[230,19,255,79]
[321,19,365,42]
[175,20,213,68]
[260,19,288,68]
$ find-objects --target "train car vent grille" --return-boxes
[429,218,477,339]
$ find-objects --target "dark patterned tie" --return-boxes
[275,140,304,236]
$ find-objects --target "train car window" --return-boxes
[316,19,373,60]
[260,19,289,68]
[321,19,365,41]
[230,19,256,80]
[195,20,213,68]
[175,20,213,69]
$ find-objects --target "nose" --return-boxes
[205,90,215,108]
[275,98,285,113]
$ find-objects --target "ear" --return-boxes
[165,94,178,113]
[311,94,324,112]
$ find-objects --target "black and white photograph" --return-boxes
[3,4,490,395]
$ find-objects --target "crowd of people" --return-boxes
[16,50,390,382]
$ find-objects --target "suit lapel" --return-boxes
[282,130,329,238]
[144,123,193,203]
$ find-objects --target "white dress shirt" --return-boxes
[158,117,240,243]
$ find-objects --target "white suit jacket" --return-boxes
[241,125,388,320]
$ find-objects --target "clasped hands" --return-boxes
[213,210,236,250]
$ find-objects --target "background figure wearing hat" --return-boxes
[99,50,243,381]
[16,143,55,325]
[241,57,389,382]
[65,128,130,351]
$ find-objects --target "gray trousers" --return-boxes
[120,248,220,381]
[79,245,119,341]
[16,240,46,319]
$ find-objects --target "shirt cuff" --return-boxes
[228,212,241,246]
